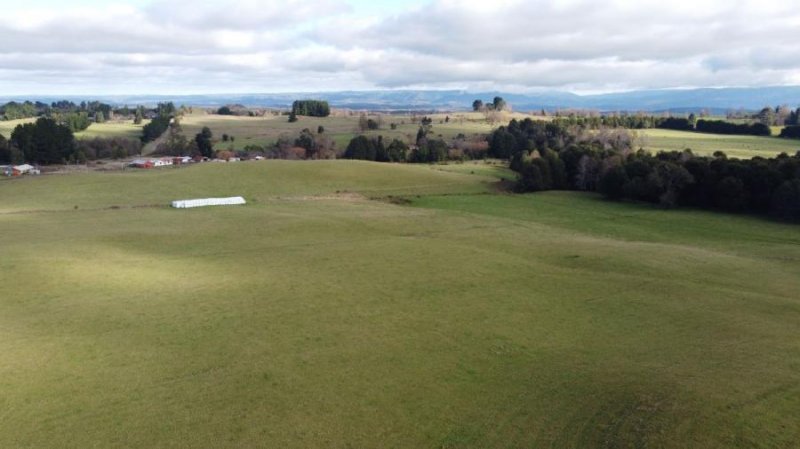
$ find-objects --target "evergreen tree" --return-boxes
[10,117,76,164]
[134,108,144,125]
[195,127,214,158]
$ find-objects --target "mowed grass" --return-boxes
[638,128,800,158]
[2,162,800,448]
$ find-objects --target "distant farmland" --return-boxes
[176,111,505,152]
[0,118,146,141]
[637,128,799,158]
[3,111,799,160]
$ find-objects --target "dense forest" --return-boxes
[343,120,449,164]
[7,118,76,165]
[488,118,800,221]
[780,126,800,139]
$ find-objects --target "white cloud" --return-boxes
[1,0,799,94]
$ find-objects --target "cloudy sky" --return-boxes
[2,0,800,95]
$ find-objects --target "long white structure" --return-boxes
[171,197,247,209]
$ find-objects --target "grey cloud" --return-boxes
[145,0,350,30]
[2,0,800,94]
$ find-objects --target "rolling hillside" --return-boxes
[1,161,799,448]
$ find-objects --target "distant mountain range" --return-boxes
[4,86,800,113]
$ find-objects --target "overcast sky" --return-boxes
[2,0,800,95]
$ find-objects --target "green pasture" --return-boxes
[0,118,35,138]
[177,112,508,153]
[1,160,799,448]
[5,114,799,162]
[1,118,146,141]
[637,128,799,158]
[75,121,147,140]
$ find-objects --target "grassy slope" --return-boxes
[1,163,800,448]
[639,128,800,158]
[1,119,146,141]
[0,160,497,212]
[75,121,147,140]
[178,112,503,153]
[0,118,36,137]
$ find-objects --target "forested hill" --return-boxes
[3,86,800,112]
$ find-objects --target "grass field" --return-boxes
[638,128,800,158]
[74,121,147,140]
[6,113,798,161]
[1,160,799,448]
[179,114,800,159]
[0,118,35,137]
[178,112,510,153]
[0,118,146,141]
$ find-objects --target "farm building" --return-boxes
[129,158,181,169]
[10,164,39,176]
[129,159,153,169]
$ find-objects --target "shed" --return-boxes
[12,164,35,176]
[129,159,153,169]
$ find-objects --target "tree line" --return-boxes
[1,100,118,122]
[596,150,800,220]
[779,126,800,139]
[342,121,450,163]
[141,102,177,143]
[752,106,800,126]
[291,100,330,118]
[695,119,771,136]
[472,97,507,112]
[544,114,775,136]
[488,119,800,222]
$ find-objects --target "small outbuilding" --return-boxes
[129,159,153,169]
[12,164,37,176]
